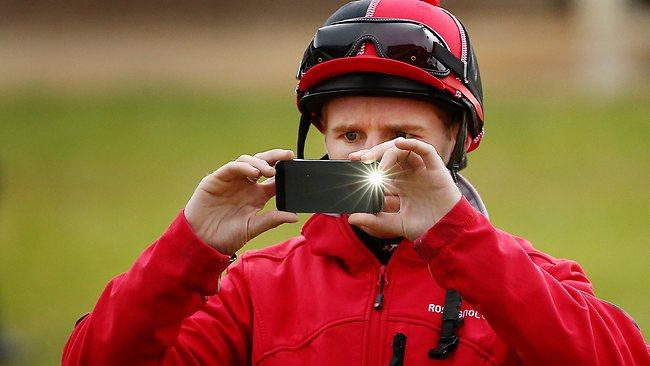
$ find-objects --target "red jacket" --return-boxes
[62,197,649,365]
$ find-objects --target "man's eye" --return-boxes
[395,131,409,139]
[344,132,358,141]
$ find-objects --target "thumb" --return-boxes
[247,210,299,240]
[348,212,403,237]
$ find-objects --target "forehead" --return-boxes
[322,96,447,132]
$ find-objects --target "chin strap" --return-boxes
[297,113,312,159]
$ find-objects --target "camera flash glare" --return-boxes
[367,170,384,187]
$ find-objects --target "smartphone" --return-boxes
[275,159,384,213]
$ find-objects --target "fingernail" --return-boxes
[360,155,374,164]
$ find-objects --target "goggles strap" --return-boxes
[432,43,481,103]
[431,43,467,81]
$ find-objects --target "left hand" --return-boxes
[347,138,462,241]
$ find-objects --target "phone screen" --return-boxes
[275,159,384,214]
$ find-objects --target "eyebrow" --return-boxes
[329,122,426,133]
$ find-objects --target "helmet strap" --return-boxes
[297,113,311,159]
[446,114,468,184]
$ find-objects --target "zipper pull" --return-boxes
[374,293,384,310]
[389,333,407,366]
[374,266,387,310]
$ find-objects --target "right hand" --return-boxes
[184,149,298,255]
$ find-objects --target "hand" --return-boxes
[347,138,461,241]
[184,149,298,255]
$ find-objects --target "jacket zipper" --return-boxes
[367,265,388,365]
[374,265,387,310]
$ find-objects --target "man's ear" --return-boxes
[450,122,471,150]
[464,133,472,151]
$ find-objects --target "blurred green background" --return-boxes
[0,1,648,365]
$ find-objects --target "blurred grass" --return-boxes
[0,87,648,365]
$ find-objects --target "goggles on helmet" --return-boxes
[297,18,472,87]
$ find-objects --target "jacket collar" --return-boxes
[302,212,377,272]
[300,173,488,271]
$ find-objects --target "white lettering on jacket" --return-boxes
[427,303,485,320]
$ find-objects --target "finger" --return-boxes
[359,140,399,163]
[358,224,401,239]
[247,210,299,240]
[393,138,444,170]
[348,212,404,237]
[394,148,427,171]
[348,149,371,161]
[254,149,295,166]
[236,155,276,178]
[259,176,276,197]
[215,161,261,182]
[377,146,414,172]
[383,195,401,213]
[380,174,402,197]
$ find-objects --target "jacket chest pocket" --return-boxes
[383,319,500,365]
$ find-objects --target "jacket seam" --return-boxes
[361,273,376,366]
[431,212,480,281]
[416,200,480,259]
[444,212,480,248]
[481,327,506,366]
[256,316,367,363]
[242,256,270,362]
[244,238,308,262]
[336,217,375,269]
[525,250,559,266]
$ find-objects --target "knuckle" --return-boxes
[385,147,399,156]
[229,161,249,172]
[236,154,253,162]
[256,148,284,158]
[253,159,270,168]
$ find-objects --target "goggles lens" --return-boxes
[299,19,453,79]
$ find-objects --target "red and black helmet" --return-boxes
[295,0,484,172]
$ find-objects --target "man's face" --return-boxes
[322,96,458,163]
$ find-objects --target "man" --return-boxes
[63,0,649,365]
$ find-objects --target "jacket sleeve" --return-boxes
[62,210,253,365]
[413,197,649,365]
